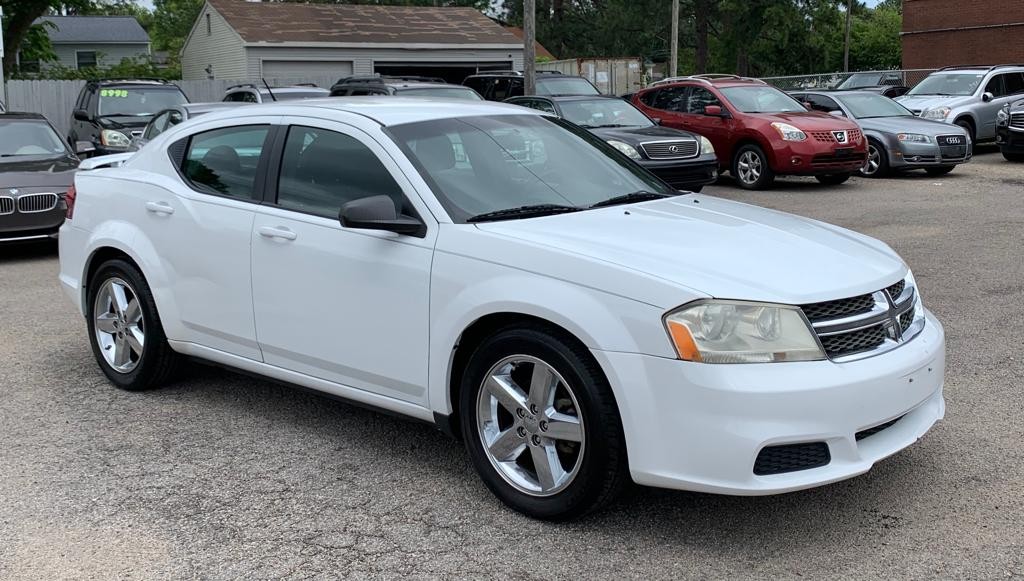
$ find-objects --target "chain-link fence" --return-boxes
[760,69,937,91]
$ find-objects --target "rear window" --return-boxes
[273,90,330,101]
[537,77,600,96]
[98,87,188,117]
[398,87,483,100]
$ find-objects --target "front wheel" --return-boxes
[459,325,627,520]
[925,166,955,176]
[732,144,775,190]
[860,140,889,178]
[815,173,852,185]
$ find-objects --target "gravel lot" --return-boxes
[2,149,1022,580]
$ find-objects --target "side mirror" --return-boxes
[339,195,426,238]
[74,141,96,156]
[704,105,727,117]
[982,92,994,103]
[73,109,90,122]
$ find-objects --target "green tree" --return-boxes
[850,2,902,70]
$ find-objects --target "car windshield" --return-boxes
[398,87,483,100]
[907,73,983,96]
[837,73,883,89]
[388,115,674,223]
[536,77,600,96]
[835,93,913,118]
[0,120,68,157]
[558,99,653,128]
[98,87,188,117]
[720,86,804,113]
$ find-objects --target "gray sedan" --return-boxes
[791,90,971,178]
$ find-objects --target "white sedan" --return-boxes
[58,98,945,520]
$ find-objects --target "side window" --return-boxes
[509,78,525,98]
[276,126,407,219]
[183,125,270,200]
[806,94,842,114]
[464,78,485,95]
[143,112,169,139]
[517,99,555,114]
[167,110,184,128]
[490,78,513,100]
[1004,72,1024,96]
[639,89,660,107]
[224,92,243,102]
[243,91,259,103]
[985,75,1006,97]
[686,87,721,114]
[652,87,688,111]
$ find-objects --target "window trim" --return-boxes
[172,123,278,203]
[76,50,98,70]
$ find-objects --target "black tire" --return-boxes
[732,144,775,190]
[815,173,852,185]
[860,139,890,178]
[1003,151,1024,163]
[954,118,975,145]
[458,324,628,521]
[925,166,955,176]
[86,259,179,390]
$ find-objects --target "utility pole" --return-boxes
[670,0,679,78]
[843,0,852,72]
[524,0,536,95]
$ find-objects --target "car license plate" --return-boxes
[834,147,852,157]
[938,135,965,146]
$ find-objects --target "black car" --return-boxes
[835,72,909,98]
[129,102,238,151]
[996,98,1024,162]
[506,95,719,192]
[0,113,77,242]
[68,79,189,157]
[330,76,483,100]
[464,71,601,101]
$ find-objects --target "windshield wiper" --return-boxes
[467,204,581,223]
[590,123,636,128]
[589,190,672,209]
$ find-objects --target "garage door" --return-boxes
[261,60,353,79]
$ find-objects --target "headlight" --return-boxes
[699,135,715,154]
[921,107,951,121]
[664,300,825,364]
[606,140,642,160]
[770,122,807,142]
[897,133,932,144]
[100,129,131,148]
[997,106,1010,126]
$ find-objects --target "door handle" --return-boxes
[257,226,297,241]
[145,201,174,215]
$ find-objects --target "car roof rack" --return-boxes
[89,77,174,84]
[650,74,766,87]
[938,64,1024,72]
[225,83,258,91]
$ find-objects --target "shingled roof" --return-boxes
[35,16,150,44]
[208,0,522,45]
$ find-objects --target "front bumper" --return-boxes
[996,126,1024,154]
[593,309,945,495]
[890,139,972,169]
[768,138,868,176]
[641,154,719,191]
[0,199,66,242]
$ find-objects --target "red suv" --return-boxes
[632,75,867,189]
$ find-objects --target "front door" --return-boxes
[250,119,435,405]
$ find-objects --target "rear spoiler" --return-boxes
[78,152,134,170]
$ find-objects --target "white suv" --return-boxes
[58,99,945,520]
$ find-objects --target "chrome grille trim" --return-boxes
[639,139,699,160]
[1010,112,1024,131]
[16,192,59,213]
[0,196,14,215]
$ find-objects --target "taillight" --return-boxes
[65,184,76,219]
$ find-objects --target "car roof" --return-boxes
[0,112,48,120]
[393,83,474,90]
[466,71,576,79]
[182,102,239,113]
[90,78,178,87]
[195,97,539,127]
[512,95,619,103]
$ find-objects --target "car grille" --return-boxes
[809,129,863,143]
[640,139,699,160]
[1010,112,1024,130]
[799,277,921,361]
[754,442,831,475]
[0,196,14,215]
[810,152,867,166]
[855,415,904,441]
[16,193,59,213]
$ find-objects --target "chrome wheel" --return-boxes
[737,150,762,184]
[93,277,145,373]
[476,355,585,497]
[863,144,881,176]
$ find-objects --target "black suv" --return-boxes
[464,71,601,101]
[997,98,1024,162]
[68,79,188,156]
[330,75,483,100]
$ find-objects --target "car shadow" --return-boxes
[0,239,59,263]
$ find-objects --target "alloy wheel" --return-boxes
[476,355,585,497]
[863,144,881,176]
[93,277,145,373]
[738,150,762,184]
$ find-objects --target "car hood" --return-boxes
[856,115,968,136]
[474,195,906,305]
[747,111,860,131]
[589,125,698,143]
[0,155,77,188]
[895,94,973,111]
[98,115,152,130]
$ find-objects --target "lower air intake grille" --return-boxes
[754,442,831,475]
[855,415,905,441]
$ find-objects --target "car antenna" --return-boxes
[262,78,277,102]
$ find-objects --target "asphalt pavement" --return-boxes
[1,149,1022,579]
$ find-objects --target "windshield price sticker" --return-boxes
[100,89,130,98]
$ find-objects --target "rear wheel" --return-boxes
[815,173,852,185]
[925,166,955,176]
[860,140,889,178]
[732,144,775,190]
[86,259,179,390]
[459,325,627,520]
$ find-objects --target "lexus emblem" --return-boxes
[668,145,680,153]
[832,130,848,144]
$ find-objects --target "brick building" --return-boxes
[902,0,1024,70]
